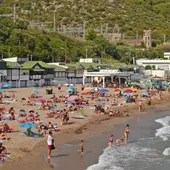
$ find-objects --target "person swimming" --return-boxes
[124,124,129,144]
[116,138,124,146]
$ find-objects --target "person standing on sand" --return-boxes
[138,100,142,112]
[124,124,129,144]
[147,96,151,106]
[108,135,114,147]
[47,131,54,160]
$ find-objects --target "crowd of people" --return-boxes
[0,82,168,163]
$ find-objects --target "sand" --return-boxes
[0,85,169,170]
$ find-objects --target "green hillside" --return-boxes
[0,0,169,63]
[1,0,170,39]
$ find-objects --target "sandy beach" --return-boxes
[0,85,169,170]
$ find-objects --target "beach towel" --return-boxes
[80,108,87,117]
[71,116,85,119]
[21,132,44,138]
[0,140,7,143]
[0,154,11,162]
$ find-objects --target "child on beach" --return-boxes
[116,138,124,146]
[78,140,84,154]
[108,135,114,147]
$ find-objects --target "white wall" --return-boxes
[143,70,165,77]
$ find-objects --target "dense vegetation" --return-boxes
[0,0,170,63]
[1,0,170,39]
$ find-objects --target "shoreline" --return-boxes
[1,91,170,170]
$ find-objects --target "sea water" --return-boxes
[86,115,170,170]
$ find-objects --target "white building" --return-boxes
[136,59,170,70]
[164,52,170,59]
[79,58,101,64]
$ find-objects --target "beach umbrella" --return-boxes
[29,110,35,113]
[69,84,74,87]
[94,87,99,91]
[82,89,91,94]
[66,88,74,92]
[162,81,169,87]
[19,109,26,112]
[123,93,128,96]
[124,89,133,93]
[142,92,149,97]
[99,89,109,93]
[19,122,36,129]
[130,88,138,92]
[3,83,12,88]
[114,88,122,93]
[32,89,39,94]
[37,99,46,103]
[0,89,5,93]
[68,95,79,102]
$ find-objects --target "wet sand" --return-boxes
[52,100,170,170]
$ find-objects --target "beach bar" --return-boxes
[83,70,132,88]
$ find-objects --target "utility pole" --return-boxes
[122,33,125,41]
[86,47,88,59]
[105,23,108,39]
[136,30,138,40]
[163,34,166,43]
[13,4,16,22]
[100,24,103,35]
[53,13,56,32]
[83,22,86,39]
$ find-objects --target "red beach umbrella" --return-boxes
[124,89,133,93]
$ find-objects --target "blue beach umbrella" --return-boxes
[142,92,148,97]
[123,93,128,96]
[67,88,74,92]
[19,122,37,129]
[32,89,39,94]
[3,83,12,88]
[162,81,169,87]
[99,89,109,93]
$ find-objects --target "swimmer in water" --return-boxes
[116,138,124,146]
[124,124,129,144]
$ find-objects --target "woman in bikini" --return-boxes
[124,124,129,144]
[138,100,142,112]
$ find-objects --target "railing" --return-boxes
[20,75,29,80]
[30,75,42,79]
[5,76,19,80]
[42,74,54,79]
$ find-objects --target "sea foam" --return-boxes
[163,148,170,156]
[155,116,170,156]
[155,116,170,141]
[86,138,161,170]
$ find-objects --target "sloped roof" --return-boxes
[66,62,100,70]
[7,62,21,68]
[51,65,67,71]
[21,61,52,69]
